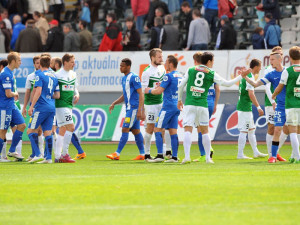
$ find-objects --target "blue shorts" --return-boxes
[208,101,214,119]
[274,106,286,127]
[10,107,25,127]
[28,110,55,131]
[155,108,180,129]
[122,108,140,130]
[0,109,12,130]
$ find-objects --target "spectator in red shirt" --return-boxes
[131,0,150,34]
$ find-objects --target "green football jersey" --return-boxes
[283,65,300,109]
[237,73,253,112]
[142,65,165,105]
[185,65,214,108]
[55,69,77,109]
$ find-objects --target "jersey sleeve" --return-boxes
[246,76,254,91]
[160,74,171,89]
[260,72,271,85]
[280,69,288,85]
[132,75,142,90]
[34,72,43,88]
[213,73,242,87]
[74,72,79,95]
[178,69,189,101]
[1,74,13,89]
[141,70,150,92]
[25,75,32,89]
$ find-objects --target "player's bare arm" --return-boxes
[22,88,31,117]
[213,84,220,115]
[145,86,165,95]
[5,88,18,98]
[52,91,60,99]
[248,90,264,116]
[136,88,145,121]
[109,95,124,114]
[28,86,42,116]
[244,75,264,88]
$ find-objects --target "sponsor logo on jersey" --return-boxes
[225,111,239,136]
[294,67,300,72]
[163,75,168,81]
[62,85,75,91]
[294,87,300,97]
[190,86,205,93]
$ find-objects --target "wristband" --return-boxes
[257,106,261,110]
[148,89,152,94]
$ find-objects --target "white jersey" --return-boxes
[25,72,36,90]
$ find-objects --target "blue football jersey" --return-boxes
[34,70,59,112]
[207,83,216,103]
[261,69,286,108]
[0,66,15,109]
[122,72,142,110]
[160,70,183,108]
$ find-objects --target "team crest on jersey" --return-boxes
[195,66,209,73]
[294,67,300,72]
[124,117,130,123]
[135,77,140,83]
[62,85,74,91]
[6,77,9,81]
[35,76,39,81]
[163,75,168,81]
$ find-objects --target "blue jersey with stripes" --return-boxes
[260,69,286,108]
[207,83,216,104]
[160,70,183,109]
[34,70,59,112]
[122,72,142,110]
[0,66,15,109]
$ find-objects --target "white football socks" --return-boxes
[248,130,259,155]
[202,133,211,161]
[290,133,300,160]
[62,131,72,155]
[144,132,152,155]
[1,140,7,159]
[16,140,22,155]
[38,135,44,154]
[278,132,288,151]
[52,132,57,153]
[238,132,247,157]
[266,133,273,157]
[183,131,192,160]
[55,135,64,159]
[165,130,171,151]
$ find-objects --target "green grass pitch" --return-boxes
[0,143,299,225]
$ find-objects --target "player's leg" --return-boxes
[276,125,288,161]
[0,109,11,162]
[286,109,300,163]
[237,111,252,159]
[38,126,44,157]
[265,106,275,157]
[72,132,86,160]
[10,125,23,161]
[270,108,285,163]
[164,129,172,159]
[130,114,145,160]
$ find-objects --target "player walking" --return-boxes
[106,58,145,160]
[145,55,182,162]
[178,52,245,164]
[236,59,268,159]
[272,46,300,163]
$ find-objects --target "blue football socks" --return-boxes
[71,133,84,154]
[155,132,163,154]
[28,133,41,157]
[116,132,129,154]
[271,141,279,158]
[171,134,179,158]
[0,138,3,155]
[198,132,206,156]
[9,130,23,153]
[45,135,53,160]
[134,132,145,155]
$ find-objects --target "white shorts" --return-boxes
[56,108,73,127]
[238,111,255,132]
[183,105,209,127]
[286,108,300,126]
[145,104,162,124]
[265,106,275,125]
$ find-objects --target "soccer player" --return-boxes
[27,55,60,163]
[0,52,25,162]
[178,52,245,164]
[106,58,145,160]
[145,55,182,162]
[22,55,45,161]
[263,47,287,161]
[272,46,300,163]
[236,59,268,159]
[242,52,289,163]
[54,54,82,163]
[50,57,62,72]
[142,48,172,160]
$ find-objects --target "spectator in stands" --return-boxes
[0,21,11,52]
[131,0,150,34]
[146,0,169,29]
[33,11,49,47]
[162,0,180,13]
[78,20,92,51]
[98,13,123,51]
[28,0,48,19]
[185,9,210,50]
[116,0,126,19]
[63,23,80,52]
[80,1,91,26]
[122,16,140,51]
[149,16,163,49]
[0,29,6,53]
[10,15,26,50]
[181,1,193,49]
[256,2,266,28]
[49,0,64,23]
[7,0,28,24]
[204,0,218,40]
[216,15,236,50]
[258,0,280,24]
[218,0,237,21]
[0,9,12,33]
[15,19,42,52]
[45,19,64,52]
[87,0,101,26]
[161,14,179,50]
[252,27,266,49]
[264,13,281,49]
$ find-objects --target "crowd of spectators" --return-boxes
[0,0,286,52]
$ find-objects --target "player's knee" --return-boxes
[18,123,26,132]
[66,124,75,132]
[122,127,130,133]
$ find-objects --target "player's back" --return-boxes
[285,65,300,109]
[122,72,140,110]
[162,70,182,109]
[185,65,214,107]
[35,70,58,112]
[0,67,15,109]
